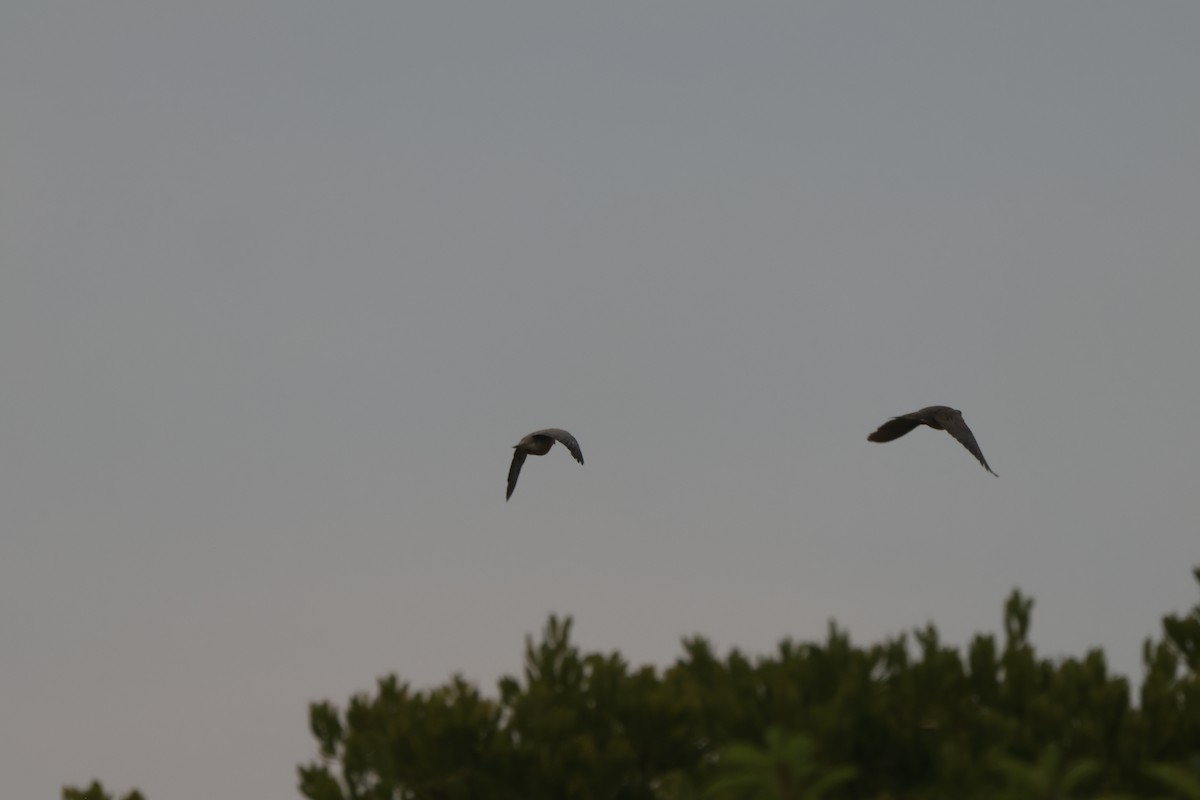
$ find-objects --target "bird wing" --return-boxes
[506,448,528,501]
[867,416,923,443]
[533,428,584,464]
[939,411,998,476]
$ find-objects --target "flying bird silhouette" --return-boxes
[867,406,997,475]
[506,428,584,500]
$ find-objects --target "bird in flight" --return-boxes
[867,406,997,475]
[507,428,584,500]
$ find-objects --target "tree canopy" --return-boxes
[297,569,1200,800]
[61,781,144,800]
[66,568,1200,800]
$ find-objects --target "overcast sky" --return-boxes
[3,3,1199,799]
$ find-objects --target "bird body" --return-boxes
[506,428,584,500]
[515,432,558,457]
[868,406,997,475]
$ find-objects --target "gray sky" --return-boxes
[3,3,1198,798]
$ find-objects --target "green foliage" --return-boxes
[704,726,856,800]
[62,781,145,800]
[1145,757,1200,800]
[989,744,1101,799]
[292,569,1200,799]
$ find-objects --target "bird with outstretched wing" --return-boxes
[507,428,584,500]
[868,406,997,475]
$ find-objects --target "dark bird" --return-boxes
[868,406,997,475]
[507,428,584,500]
